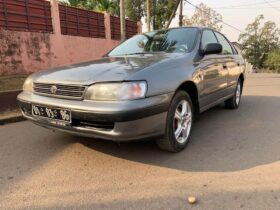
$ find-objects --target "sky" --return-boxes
[157,0,280,42]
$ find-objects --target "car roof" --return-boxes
[145,26,226,38]
[146,26,220,33]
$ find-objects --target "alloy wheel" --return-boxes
[173,100,192,144]
[236,82,241,105]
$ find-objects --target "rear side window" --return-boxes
[214,32,234,55]
[201,30,218,50]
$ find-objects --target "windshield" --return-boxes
[108,28,198,56]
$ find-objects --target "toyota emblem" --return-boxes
[50,85,57,94]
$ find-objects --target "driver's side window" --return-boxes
[201,30,218,51]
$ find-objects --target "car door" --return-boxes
[198,29,228,109]
[214,32,239,96]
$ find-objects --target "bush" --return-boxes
[265,50,280,71]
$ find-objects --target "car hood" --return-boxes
[33,53,182,85]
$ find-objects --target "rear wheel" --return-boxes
[225,79,242,109]
[156,91,194,152]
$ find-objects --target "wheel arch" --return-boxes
[176,81,200,120]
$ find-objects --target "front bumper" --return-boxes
[17,92,173,141]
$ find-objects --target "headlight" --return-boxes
[22,77,33,92]
[85,81,147,101]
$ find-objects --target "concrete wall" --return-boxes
[0,0,140,76]
[0,26,119,76]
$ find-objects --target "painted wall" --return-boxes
[0,29,119,76]
[0,0,140,76]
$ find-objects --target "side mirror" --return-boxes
[203,43,222,55]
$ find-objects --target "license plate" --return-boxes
[32,105,71,123]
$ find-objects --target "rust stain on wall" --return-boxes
[0,30,52,76]
[0,30,23,76]
[25,33,52,63]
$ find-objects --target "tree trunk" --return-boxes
[120,0,126,41]
[147,0,151,32]
[166,0,181,28]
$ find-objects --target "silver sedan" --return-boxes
[18,27,245,152]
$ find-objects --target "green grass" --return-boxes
[0,75,27,92]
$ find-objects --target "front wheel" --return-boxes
[156,91,194,152]
[225,79,242,109]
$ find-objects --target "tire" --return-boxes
[225,79,242,109]
[156,91,194,152]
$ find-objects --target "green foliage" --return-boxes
[265,50,280,70]
[59,0,119,16]
[150,0,177,30]
[239,15,280,69]
[95,0,119,16]
[183,3,223,32]
[60,0,178,29]
[59,0,88,7]
[126,0,177,29]
[126,0,143,21]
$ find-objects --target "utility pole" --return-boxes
[179,0,183,27]
[147,0,151,32]
[120,0,126,41]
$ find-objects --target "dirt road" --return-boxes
[0,73,280,209]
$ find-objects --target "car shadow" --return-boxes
[71,95,280,172]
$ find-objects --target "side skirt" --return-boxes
[199,94,234,113]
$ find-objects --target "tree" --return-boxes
[120,0,125,40]
[59,0,119,16]
[239,15,280,68]
[60,0,177,30]
[59,0,88,7]
[145,0,177,30]
[95,0,119,16]
[166,0,181,28]
[83,0,98,10]
[126,0,144,21]
[183,3,223,32]
[146,0,151,31]
[265,50,280,71]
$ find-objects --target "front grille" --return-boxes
[33,83,86,100]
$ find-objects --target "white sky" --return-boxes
[142,0,280,42]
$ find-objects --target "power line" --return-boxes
[184,0,245,33]
[215,7,280,10]
[213,0,280,9]
[263,0,280,12]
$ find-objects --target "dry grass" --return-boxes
[0,108,22,120]
[0,75,27,92]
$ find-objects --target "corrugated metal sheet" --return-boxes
[0,0,53,33]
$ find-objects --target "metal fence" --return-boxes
[0,0,53,33]
[110,15,138,40]
[59,5,105,38]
